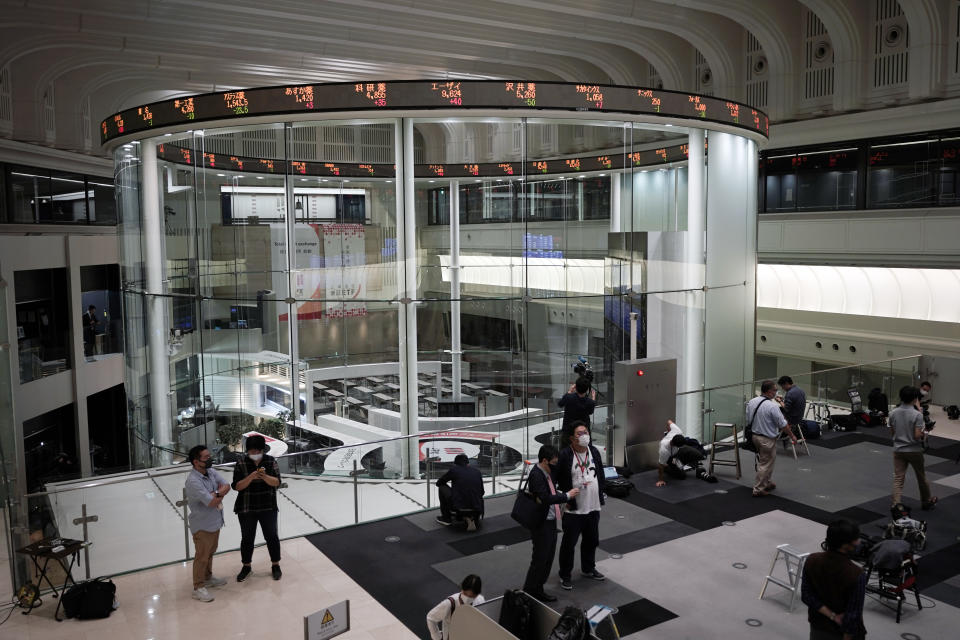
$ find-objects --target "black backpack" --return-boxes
[946,405,959,420]
[547,606,590,640]
[605,475,632,498]
[61,577,117,620]
[499,589,534,640]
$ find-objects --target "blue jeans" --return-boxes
[238,511,281,564]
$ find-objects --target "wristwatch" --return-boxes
[214,491,221,498]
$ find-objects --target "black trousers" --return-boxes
[438,484,454,519]
[238,510,281,564]
[558,511,600,579]
[522,518,558,595]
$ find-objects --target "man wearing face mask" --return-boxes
[522,445,579,602]
[184,445,231,602]
[426,574,485,640]
[232,434,283,581]
[556,421,606,591]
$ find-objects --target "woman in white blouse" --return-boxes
[426,574,485,640]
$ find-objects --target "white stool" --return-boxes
[759,543,810,611]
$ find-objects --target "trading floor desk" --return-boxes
[17,537,85,620]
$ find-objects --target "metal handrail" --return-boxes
[24,404,611,498]
[676,354,922,397]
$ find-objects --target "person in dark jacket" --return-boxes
[521,445,579,603]
[801,519,867,640]
[436,453,485,527]
[555,421,606,591]
[558,377,596,438]
[231,434,282,582]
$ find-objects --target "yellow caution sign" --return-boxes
[305,600,350,639]
[321,610,334,625]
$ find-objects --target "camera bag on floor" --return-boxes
[946,405,960,420]
[605,475,632,498]
[799,419,822,439]
[61,576,117,620]
[547,606,590,640]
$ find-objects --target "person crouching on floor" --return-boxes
[426,574,485,640]
[655,420,715,487]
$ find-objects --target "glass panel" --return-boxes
[5,165,50,223]
[15,268,71,384]
[47,170,88,223]
[867,139,937,208]
[89,175,117,225]
[80,264,123,359]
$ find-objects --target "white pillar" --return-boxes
[449,179,462,401]
[396,119,420,477]
[141,139,172,464]
[610,172,621,233]
[283,124,301,424]
[680,129,706,435]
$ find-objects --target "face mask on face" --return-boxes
[921,389,929,397]
[248,453,263,463]
[461,594,476,605]
[203,459,213,469]
[577,434,590,447]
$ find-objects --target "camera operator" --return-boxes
[559,377,596,439]
[919,381,935,431]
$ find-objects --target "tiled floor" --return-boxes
[1,537,415,639]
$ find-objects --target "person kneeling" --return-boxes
[656,420,715,487]
[436,454,485,530]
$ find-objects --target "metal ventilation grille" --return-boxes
[873,0,909,88]
[358,123,392,162]
[80,96,92,150]
[695,50,713,96]
[953,0,960,77]
[203,132,235,155]
[803,7,834,99]
[240,128,279,158]
[321,125,356,162]
[290,125,317,160]
[42,83,56,141]
[648,63,663,90]
[745,31,768,108]
[0,65,11,130]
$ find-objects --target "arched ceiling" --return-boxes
[0,0,956,157]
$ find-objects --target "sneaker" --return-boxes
[765,483,777,492]
[204,576,227,588]
[435,515,453,526]
[752,490,769,497]
[560,577,573,590]
[921,497,939,511]
[192,587,214,602]
[236,566,252,582]
[583,570,605,581]
[272,565,282,580]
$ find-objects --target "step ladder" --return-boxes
[759,544,810,611]
[708,422,741,479]
[779,425,811,459]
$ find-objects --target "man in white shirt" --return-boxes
[745,380,796,497]
[656,420,687,487]
[426,574,485,640]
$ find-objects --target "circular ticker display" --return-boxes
[101,80,769,146]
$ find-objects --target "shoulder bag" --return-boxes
[510,464,545,530]
[742,398,769,453]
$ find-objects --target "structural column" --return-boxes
[397,119,420,477]
[610,172,621,233]
[283,124,300,425]
[449,179,462,400]
[680,129,706,434]
[141,139,173,464]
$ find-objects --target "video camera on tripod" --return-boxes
[572,356,594,384]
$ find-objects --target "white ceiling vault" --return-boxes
[0,0,958,157]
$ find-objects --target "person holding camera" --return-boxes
[889,386,938,510]
[558,377,597,438]
[232,434,283,582]
[426,574,485,640]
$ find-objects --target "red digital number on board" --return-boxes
[498,163,515,175]
[432,81,463,106]
[285,86,315,109]
[505,82,536,106]
[576,85,603,108]
[429,164,445,177]
[355,83,387,107]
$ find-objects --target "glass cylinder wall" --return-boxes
[113,101,761,477]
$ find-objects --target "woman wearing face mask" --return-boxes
[231,434,282,581]
[556,420,606,591]
[801,519,867,640]
[426,574,485,640]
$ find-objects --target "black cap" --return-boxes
[246,435,267,452]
